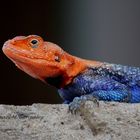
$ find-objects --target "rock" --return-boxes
[0,102,140,140]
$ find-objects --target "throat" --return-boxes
[45,75,64,88]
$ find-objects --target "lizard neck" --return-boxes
[44,53,102,88]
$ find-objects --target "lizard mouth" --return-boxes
[2,40,53,80]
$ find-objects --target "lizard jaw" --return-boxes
[3,41,51,80]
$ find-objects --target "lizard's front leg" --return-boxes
[68,89,130,114]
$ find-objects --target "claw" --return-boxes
[68,97,83,114]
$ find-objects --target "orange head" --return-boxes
[2,35,87,88]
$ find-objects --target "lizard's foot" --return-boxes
[68,95,99,114]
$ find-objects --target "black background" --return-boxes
[1,0,140,105]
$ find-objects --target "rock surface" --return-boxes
[0,102,140,140]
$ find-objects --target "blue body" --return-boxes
[58,63,140,103]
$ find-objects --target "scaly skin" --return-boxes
[3,35,140,112]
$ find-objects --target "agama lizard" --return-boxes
[2,35,140,112]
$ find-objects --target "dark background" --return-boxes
[0,0,140,105]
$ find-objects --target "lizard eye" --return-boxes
[30,39,39,48]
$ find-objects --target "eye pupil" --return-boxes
[31,39,38,45]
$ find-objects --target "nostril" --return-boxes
[3,40,11,48]
[2,39,15,52]
[2,41,10,53]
